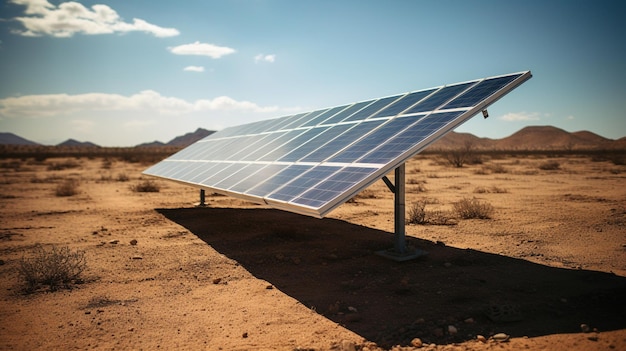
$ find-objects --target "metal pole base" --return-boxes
[375,247,428,262]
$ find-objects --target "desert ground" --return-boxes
[0,151,625,350]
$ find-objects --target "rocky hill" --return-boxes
[0,132,40,146]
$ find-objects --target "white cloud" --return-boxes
[254,53,276,63]
[500,112,541,121]
[9,0,179,38]
[183,66,205,72]
[168,41,236,59]
[0,90,280,118]
[70,119,95,133]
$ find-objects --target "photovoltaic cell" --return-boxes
[144,71,531,217]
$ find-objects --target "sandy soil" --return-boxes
[1,153,625,350]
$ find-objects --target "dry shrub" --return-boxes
[47,159,81,171]
[453,197,494,219]
[55,179,79,196]
[406,201,426,224]
[131,179,160,192]
[538,160,560,170]
[116,173,130,182]
[18,244,87,292]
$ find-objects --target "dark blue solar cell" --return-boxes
[299,105,348,127]
[300,120,387,162]
[359,111,463,164]
[369,89,437,119]
[291,167,377,208]
[239,131,290,161]
[168,161,208,180]
[328,116,426,163]
[199,163,246,186]
[279,124,352,162]
[213,163,268,190]
[342,95,403,122]
[270,112,310,131]
[284,109,329,129]
[229,164,288,193]
[257,128,326,161]
[320,100,375,125]
[188,162,223,184]
[442,74,521,109]
[267,166,340,202]
[404,82,476,113]
[246,165,313,197]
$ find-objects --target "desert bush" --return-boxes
[131,179,160,192]
[18,244,87,292]
[444,141,475,168]
[116,173,130,182]
[453,197,494,219]
[55,179,79,196]
[406,201,427,224]
[474,186,508,194]
[538,160,560,170]
[47,159,81,171]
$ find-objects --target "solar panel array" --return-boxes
[144,71,531,217]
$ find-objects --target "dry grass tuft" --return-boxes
[453,197,494,219]
[55,179,79,196]
[18,244,87,292]
[131,179,161,192]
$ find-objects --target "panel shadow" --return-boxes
[157,207,626,347]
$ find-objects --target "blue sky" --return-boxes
[1,0,624,146]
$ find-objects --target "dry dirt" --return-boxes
[1,153,625,351]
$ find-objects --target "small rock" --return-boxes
[128,327,134,332]
[340,340,356,351]
[492,333,510,342]
[476,335,487,343]
[581,323,590,333]
[131,256,143,260]
[587,335,599,342]
[130,239,138,245]
[410,338,423,347]
[265,284,274,289]
[109,239,119,244]
[213,278,222,284]
[242,332,248,338]
[84,311,91,315]
[464,317,475,324]
[448,325,458,335]
[348,306,358,313]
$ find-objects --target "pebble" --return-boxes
[581,323,590,333]
[213,278,222,284]
[448,325,458,335]
[410,338,423,347]
[476,335,487,343]
[131,256,143,260]
[492,333,510,342]
[340,340,356,351]
[130,239,138,245]
[109,239,119,244]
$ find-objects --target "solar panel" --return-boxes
[144,71,532,218]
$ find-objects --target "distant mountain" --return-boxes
[136,141,166,148]
[57,139,100,147]
[0,132,40,145]
[165,128,215,147]
[494,126,613,150]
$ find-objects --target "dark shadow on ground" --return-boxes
[157,207,626,347]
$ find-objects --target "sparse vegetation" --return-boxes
[444,141,476,168]
[406,201,426,224]
[453,197,494,219]
[47,159,81,171]
[131,179,161,192]
[55,179,79,196]
[18,244,87,292]
[116,173,130,182]
[538,160,561,170]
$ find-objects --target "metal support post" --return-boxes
[198,189,207,207]
[376,163,428,261]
